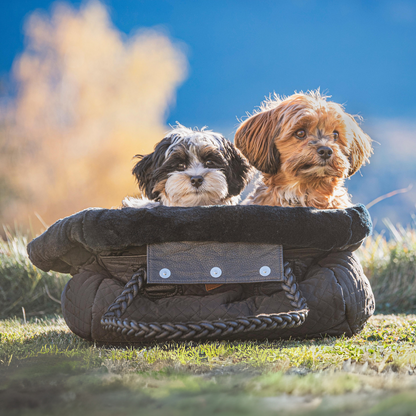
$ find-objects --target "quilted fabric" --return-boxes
[60,250,375,343]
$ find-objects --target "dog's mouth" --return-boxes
[300,164,313,170]
[301,160,330,169]
[189,187,207,194]
[296,162,341,178]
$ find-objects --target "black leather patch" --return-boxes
[147,241,283,284]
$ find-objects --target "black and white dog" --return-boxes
[123,125,253,208]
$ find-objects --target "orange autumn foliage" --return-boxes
[0,1,187,233]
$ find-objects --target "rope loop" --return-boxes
[101,261,309,341]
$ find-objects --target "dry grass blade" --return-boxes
[365,184,413,209]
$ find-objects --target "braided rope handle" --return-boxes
[101,261,309,341]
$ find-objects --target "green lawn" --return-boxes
[1,314,415,415]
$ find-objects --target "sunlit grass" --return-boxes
[358,217,416,313]
[0,228,70,319]
[1,315,416,415]
[1,315,415,373]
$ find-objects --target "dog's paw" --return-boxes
[122,196,161,209]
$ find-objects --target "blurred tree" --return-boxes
[0,1,187,233]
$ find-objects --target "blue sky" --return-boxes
[1,0,415,227]
[2,0,416,131]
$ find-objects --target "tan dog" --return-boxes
[235,91,373,209]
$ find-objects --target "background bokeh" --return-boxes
[0,0,415,234]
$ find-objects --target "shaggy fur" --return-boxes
[124,125,253,208]
[235,91,373,209]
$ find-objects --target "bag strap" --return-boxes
[101,261,309,341]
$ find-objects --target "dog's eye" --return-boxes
[295,129,307,139]
[177,163,186,171]
[205,160,214,167]
[333,131,339,141]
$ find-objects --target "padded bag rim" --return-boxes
[27,204,372,274]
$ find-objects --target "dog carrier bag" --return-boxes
[27,204,374,343]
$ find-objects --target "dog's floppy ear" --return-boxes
[132,153,157,199]
[132,137,172,199]
[234,110,281,174]
[344,115,373,177]
[221,137,254,196]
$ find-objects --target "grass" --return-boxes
[0,315,416,415]
[0,228,70,319]
[358,217,416,313]
[1,315,415,373]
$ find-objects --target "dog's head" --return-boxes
[133,125,253,206]
[235,91,373,181]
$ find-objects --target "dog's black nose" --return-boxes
[317,146,333,160]
[190,176,204,188]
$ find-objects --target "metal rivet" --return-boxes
[210,267,222,278]
[260,266,271,276]
[159,268,171,279]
